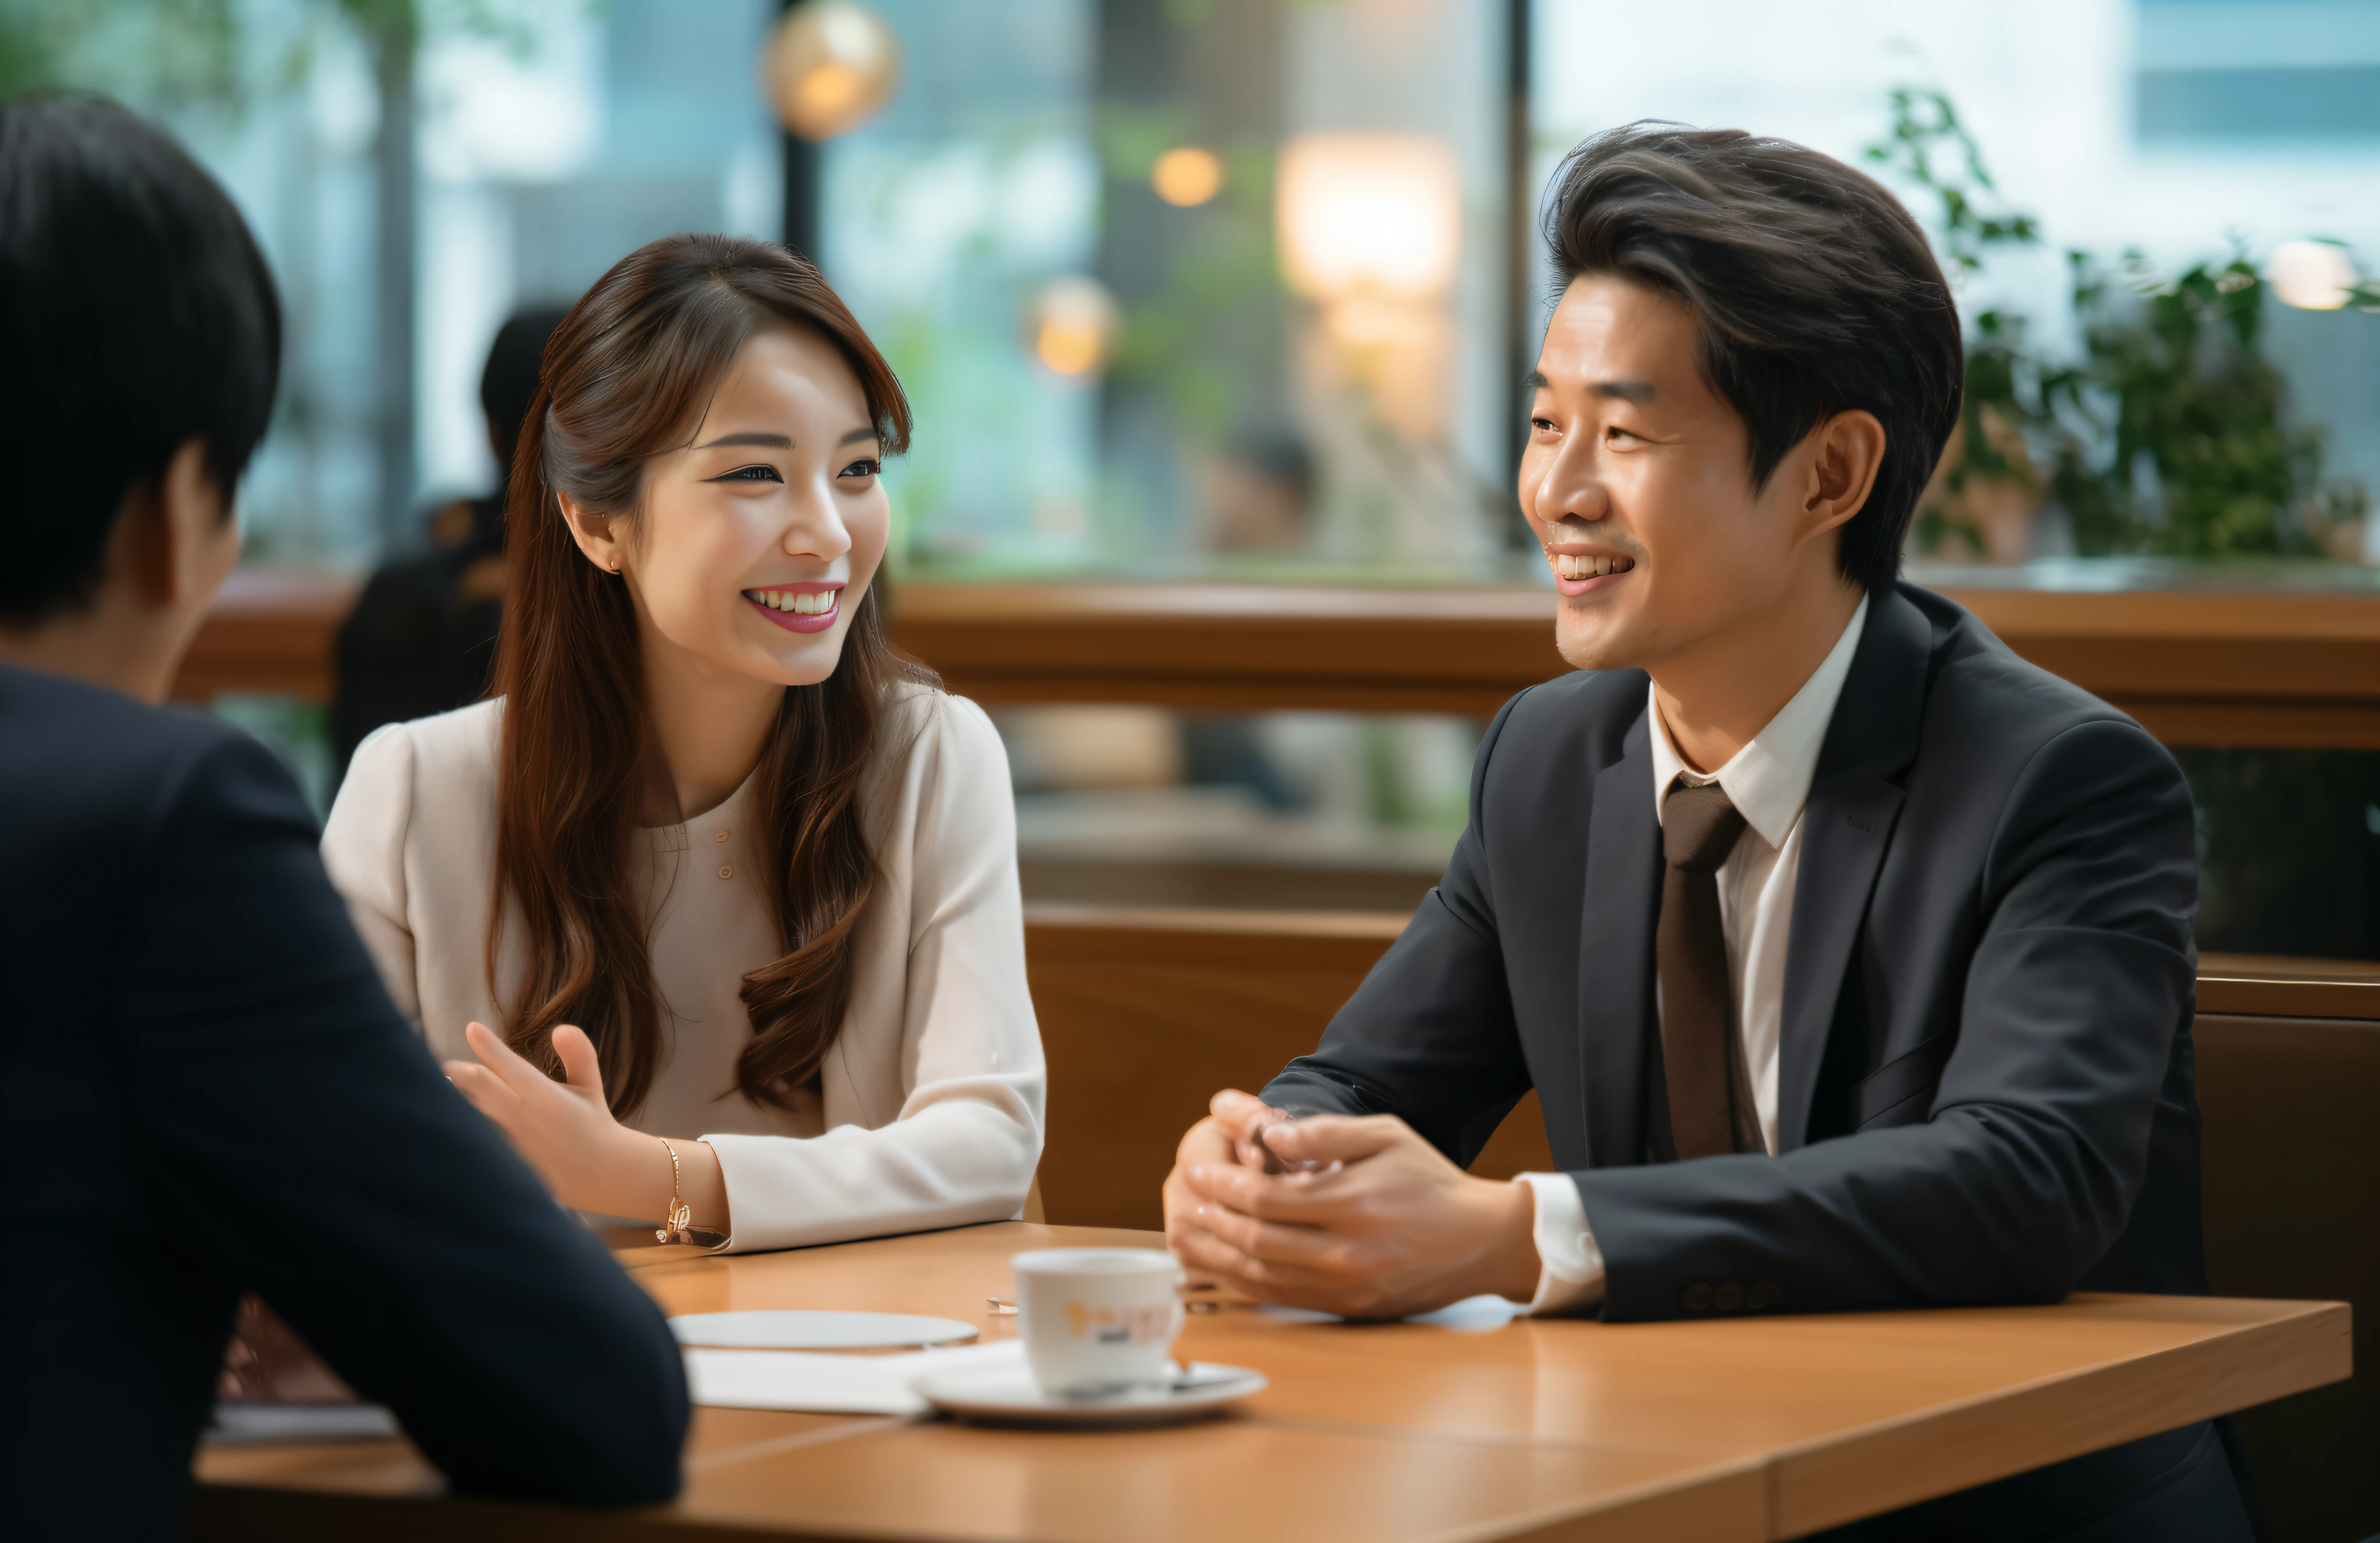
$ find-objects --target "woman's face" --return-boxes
[569,322,888,688]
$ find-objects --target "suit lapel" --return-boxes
[1775,587,1932,1152]
[1578,708,1662,1169]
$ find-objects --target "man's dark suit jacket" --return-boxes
[1264,583,2252,1542]
[0,665,689,1539]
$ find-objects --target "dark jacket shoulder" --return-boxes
[1899,582,2162,761]
[0,662,310,846]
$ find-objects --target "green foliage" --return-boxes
[2039,252,2337,556]
[0,0,539,113]
[1099,107,1287,448]
[1864,88,2038,275]
[1865,87,2043,557]
[0,0,243,109]
[1870,84,2365,559]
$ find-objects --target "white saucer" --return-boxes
[668,1311,978,1350]
[912,1361,1267,1428]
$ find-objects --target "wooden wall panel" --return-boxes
[2196,1012,2380,1543]
[1021,918,2374,1238]
[1024,905,1553,1232]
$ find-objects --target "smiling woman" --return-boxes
[320,234,1045,1254]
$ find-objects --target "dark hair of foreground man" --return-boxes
[0,97,687,1537]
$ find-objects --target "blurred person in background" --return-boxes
[331,304,569,777]
[321,234,1044,1258]
[1184,426,1318,808]
[0,98,686,1538]
[1201,426,1317,556]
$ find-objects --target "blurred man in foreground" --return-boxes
[0,97,687,1537]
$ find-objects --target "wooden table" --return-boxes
[191,1223,2350,1543]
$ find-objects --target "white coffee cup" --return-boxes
[1010,1247,1185,1396]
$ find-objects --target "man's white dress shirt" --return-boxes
[1513,595,1870,1314]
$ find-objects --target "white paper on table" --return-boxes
[205,1402,402,1444]
[684,1337,1027,1414]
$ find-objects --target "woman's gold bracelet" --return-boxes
[654,1137,727,1249]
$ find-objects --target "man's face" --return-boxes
[1519,274,1830,673]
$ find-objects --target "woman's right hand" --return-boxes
[445,1021,662,1217]
[218,1296,357,1405]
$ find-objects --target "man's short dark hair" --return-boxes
[1543,123,1962,590]
[480,304,571,481]
[0,98,282,625]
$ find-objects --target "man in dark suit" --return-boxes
[0,98,687,1538]
[1164,124,2250,1541]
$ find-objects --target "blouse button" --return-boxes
[718,865,733,880]
[714,830,729,843]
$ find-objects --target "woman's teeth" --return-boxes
[1553,553,1635,580]
[745,588,836,615]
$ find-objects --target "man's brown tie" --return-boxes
[1659,778,1748,1161]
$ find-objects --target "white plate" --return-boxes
[1257,1293,1522,1334]
[668,1311,978,1350]
[912,1361,1267,1428]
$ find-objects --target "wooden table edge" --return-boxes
[1765,1297,2352,1538]
[1411,1451,1770,1543]
[186,1282,2354,1543]
[187,1480,903,1542]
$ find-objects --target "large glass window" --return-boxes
[1532,0,2380,568]
[821,0,1526,584]
[13,0,785,567]
[15,2,2372,954]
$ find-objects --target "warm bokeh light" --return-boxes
[1026,277,1120,378]
[1151,146,1224,207]
[1275,132,1460,301]
[765,1,902,142]
[1037,322,1103,375]
[2268,240,2357,311]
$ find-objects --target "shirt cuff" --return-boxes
[1509,1171,1606,1316]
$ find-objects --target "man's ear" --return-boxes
[112,476,174,608]
[111,439,221,607]
[557,493,625,574]
[1796,409,1887,546]
[155,438,234,607]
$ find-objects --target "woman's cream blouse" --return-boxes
[319,686,1044,1253]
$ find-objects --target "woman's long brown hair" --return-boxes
[489,233,932,1119]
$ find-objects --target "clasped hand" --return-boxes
[1162,1090,1543,1319]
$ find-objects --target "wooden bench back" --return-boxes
[1026,905,1555,1234]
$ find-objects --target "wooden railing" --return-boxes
[172,569,358,704]
[178,570,2380,749]
[890,579,2380,749]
